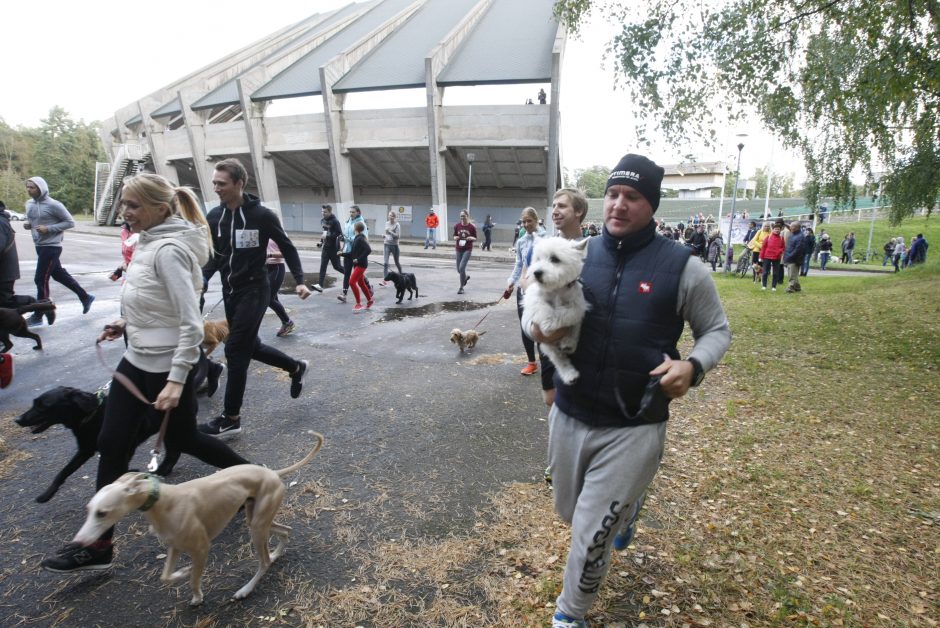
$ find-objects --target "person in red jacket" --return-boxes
[759,223,785,291]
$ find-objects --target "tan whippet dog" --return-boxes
[72,432,324,605]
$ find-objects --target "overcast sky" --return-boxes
[2,0,802,181]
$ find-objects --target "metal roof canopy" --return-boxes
[332,0,480,94]
[190,7,363,112]
[437,0,558,86]
[151,97,182,119]
[251,0,417,102]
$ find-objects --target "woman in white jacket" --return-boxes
[41,174,249,574]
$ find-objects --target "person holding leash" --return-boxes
[41,174,249,573]
[503,207,541,376]
[528,154,730,628]
[381,210,403,284]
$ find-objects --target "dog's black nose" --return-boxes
[533,270,543,281]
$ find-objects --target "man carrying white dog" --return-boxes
[529,153,731,628]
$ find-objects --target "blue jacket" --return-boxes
[783,231,807,263]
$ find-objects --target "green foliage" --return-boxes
[752,166,796,198]
[573,164,610,198]
[553,0,940,224]
[0,107,103,213]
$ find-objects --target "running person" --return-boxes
[503,207,541,376]
[199,159,311,437]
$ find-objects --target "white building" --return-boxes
[95,0,565,239]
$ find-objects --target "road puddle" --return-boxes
[377,300,495,322]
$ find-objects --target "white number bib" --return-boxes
[234,229,259,249]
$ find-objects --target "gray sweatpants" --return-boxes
[548,404,667,620]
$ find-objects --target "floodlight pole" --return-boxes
[726,142,745,255]
[466,152,476,215]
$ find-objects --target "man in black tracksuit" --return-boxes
[315,204,344,291]
[199,159,312,436]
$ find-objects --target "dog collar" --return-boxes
[138,474,161,512]
[79,385,109,427]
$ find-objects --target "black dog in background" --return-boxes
[384,271,419,304]
[15,386,180,502]
[0,301,56,351]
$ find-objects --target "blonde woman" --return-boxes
[503,207,541,375]
[41,174,249,573]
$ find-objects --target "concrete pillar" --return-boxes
[138,100,178,184]
[178,88,216,206]
[546,24,567,210]
[425,69,448,243]
[320,67,355,212]
[237,78,280,216]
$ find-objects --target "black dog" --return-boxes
[384,271,419,304]
[15,386,180,502]
[0,301,56,352]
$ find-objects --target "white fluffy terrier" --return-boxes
[521,238,590,384]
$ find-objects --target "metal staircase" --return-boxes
[94,142,145,225]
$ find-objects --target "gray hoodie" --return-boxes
[121,218,209,383]
[25,176,75,247]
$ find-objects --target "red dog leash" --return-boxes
[469,294,508,330]
[95,340,171,473]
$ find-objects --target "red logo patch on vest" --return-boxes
[638,281,653,294]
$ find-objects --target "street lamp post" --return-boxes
[726,142,745,262]
[466,152,476,215]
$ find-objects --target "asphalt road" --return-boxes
[0,224,882,624]
[1,226,548,625]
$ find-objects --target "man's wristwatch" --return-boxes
[688,357,705,387]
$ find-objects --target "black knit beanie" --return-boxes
[605,154,665,211]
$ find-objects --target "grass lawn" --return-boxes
[284,259,940,626]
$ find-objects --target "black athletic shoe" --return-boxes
[290,360,308,399]
[42,542,113,573]
[198,414,241,436]
[81,294,95,314]
[207,361,225,398]
[26,312,44,327]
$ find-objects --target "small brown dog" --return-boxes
[202,319,229,356]
[450,328,485,353]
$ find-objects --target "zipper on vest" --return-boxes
[592,252,626,412]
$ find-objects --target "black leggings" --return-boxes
[342,253,354,292]
[266,264,290,324]
[516,289,536,362]
[96,358,249,540]
[223,283,299,417]
[318,247,344,287]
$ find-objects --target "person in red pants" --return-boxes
[349,221,373,311]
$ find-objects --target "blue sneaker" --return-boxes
[612,494,645,551]
[552,611,587,627]
[81,294,95,314]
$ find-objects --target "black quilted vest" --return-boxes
[554,222,690,427]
